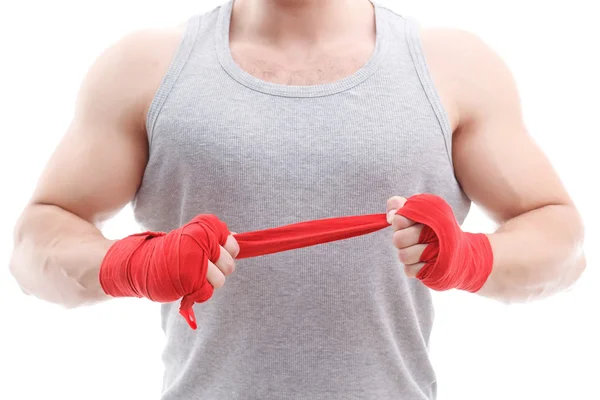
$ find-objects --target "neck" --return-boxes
[231,0,375,45]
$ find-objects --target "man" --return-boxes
[9,0,585,399]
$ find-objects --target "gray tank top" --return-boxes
[133,2,470,399]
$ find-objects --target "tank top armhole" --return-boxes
[145,15,201,146]
[404,17,455,170]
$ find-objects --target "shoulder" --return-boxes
[114,26,186,68]
[88,26,186,87]
[77,25,186,129]
[419,28,512,89]
[416,27,519,129]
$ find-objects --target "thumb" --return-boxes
[386,196,407,223]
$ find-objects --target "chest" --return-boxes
[229,42,374,86]
[147,80,461,226]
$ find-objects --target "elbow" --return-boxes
[477,255,587,305]
[552,206,586,294]
[526,248,587,300]
[8,259,33,299]
[9,255,89,310]
[563,212,586,291]
[9,214,89,310]
[8,215,33,295]
[562,251,587,293]
[9,255,90,310]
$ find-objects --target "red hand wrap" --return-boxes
[100,194,493,329]
[99,214,229,329]
[395,194,494,292]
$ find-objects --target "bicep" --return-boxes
[449,33,572,224]
[30,33,154,224]
[453,113,570,224]
[32,115,147,224]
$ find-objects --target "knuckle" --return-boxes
[407,226,421,243]
[221,259,236,276]
[225,235,240,258]
[392,216,405,231]
[397,248,408,262]
[230,238,241,258]
[393,230,407,248]
[388,195,405,203]
[386,196,405,211]
[212,274,226,289]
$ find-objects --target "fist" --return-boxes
[206,233,240,289]
[386,196,427,278]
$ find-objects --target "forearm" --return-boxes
[477,204,586,303]
[9,204,114,308]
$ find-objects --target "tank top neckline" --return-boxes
[215,0,391,98]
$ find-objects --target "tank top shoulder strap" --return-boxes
[146,14,202,145]
[402,15,455,168]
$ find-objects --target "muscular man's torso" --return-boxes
[123,3,477,399]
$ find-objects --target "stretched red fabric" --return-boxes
[100,194,493,329]
[235,213,389,259]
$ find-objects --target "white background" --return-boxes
[1,1,598,399]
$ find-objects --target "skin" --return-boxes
[9,0,585,309]
[387,29,585,302]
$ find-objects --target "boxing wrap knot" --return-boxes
[395,194,494,292]
[99,214,230,330]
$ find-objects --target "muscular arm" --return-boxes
[423,29,586,303]
[9,29,182,308]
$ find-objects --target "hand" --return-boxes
[386,194,494,292]
[386,196,427,278]
[206,232,240,290]
[99,214,240,329]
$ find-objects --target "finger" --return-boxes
[206,261,226,289]
[224,234,240,258]
[215,244,237,276]
[398,244,428,265]
[386,197,407,224]
[404,262,425,278]
[392,224,424,249]
[386,196,407,213]
[390,214,416,231]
